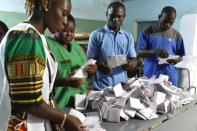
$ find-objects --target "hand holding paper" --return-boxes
[72,59,96,78]
[107,55,127,68]
[158,55,179,65]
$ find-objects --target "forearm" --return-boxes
[176,56,183,63]
[21,102,64,123]
[127,58,137,68]
[137,49,158,58]
[54,77,70,87]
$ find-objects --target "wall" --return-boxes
[75,18,106,33]
[0,11,106,35]
[123,0,197,41]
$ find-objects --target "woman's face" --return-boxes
[60,20,75,45]
[45,0,71,33]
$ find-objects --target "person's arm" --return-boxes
[136,31,169,59]
[167,56,183,64]
[6,31,84,131]
[18,102,84,131]
[122,57,137,70]
[84,64,97,75]
[96,61,112,74]
[54,77,84,87]
[166,33,185,65]
[137,48,169,58]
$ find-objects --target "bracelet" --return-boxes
[60,114,67,129]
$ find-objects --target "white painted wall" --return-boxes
[0,0,25,13]
[1,0,197,41]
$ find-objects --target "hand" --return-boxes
[167,58,178,64]
[122,59,137,70]
[84,64,97,75]
[64,115,85,131]
[96,61,112,74]
[156,49,169,58]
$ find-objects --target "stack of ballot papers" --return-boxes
[73,74,194,122]
[107,55,126,68]
[72,59,96,78]
[69,109,106,131]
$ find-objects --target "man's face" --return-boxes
[106,6,125,32]
[159,12,176,31]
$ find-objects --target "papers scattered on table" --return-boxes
[73,74,194,123]
[107,55,126,68]
[72,59,96,78]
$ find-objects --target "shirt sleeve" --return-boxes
[86,31,99,59]
[127,33,136,58]
[176,34,186,56]
[5,29,46,109]
[136,32,148,49]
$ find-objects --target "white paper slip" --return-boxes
[113,83,127,97]
[138,108,154,119]
[124,109,136,118]
[69,108,86,123]
[159,74,169,82]
[87,90,103,100]
[120,109,129,121]
[75,94,86,108]
[72,59,96,78]
[158,55,179,65]
[129,97,145,110]
[107,55,126,68]
[152,91,166,105]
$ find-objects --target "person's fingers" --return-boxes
[80,125,87,131]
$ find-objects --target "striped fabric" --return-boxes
[4,29,46,110]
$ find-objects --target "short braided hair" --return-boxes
[25,0,52,15]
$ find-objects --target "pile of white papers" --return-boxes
[73,74,194,123]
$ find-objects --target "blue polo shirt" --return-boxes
[87,24,136,90]
[137,23,185,86]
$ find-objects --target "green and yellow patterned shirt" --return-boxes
[5,28,46,110]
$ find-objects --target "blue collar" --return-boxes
[104,24,124,34]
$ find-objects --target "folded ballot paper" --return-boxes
[158,55,179,65]
[69,108,106,131]
[72,59,96,78]
[107,55,126,68]
[75,94,87,110]
[75,91,104,110]
[113,83,135,98]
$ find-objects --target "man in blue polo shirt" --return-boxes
[137,6,185,86]
[87,1,137,90]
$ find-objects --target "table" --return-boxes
[101,100,197,131]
